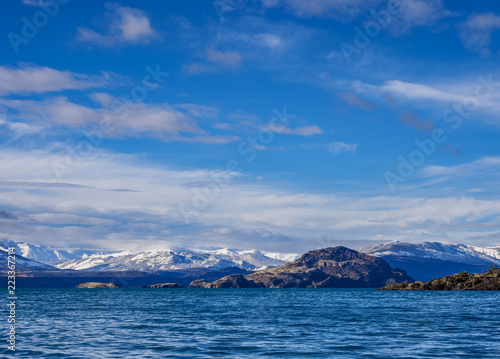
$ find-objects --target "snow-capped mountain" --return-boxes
[0,240,107,265]
[260,251,301,262]
[0,247,56,270]
[57,248,300,272]
[360,241,500,281]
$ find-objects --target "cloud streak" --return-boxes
[1,149,500,252]
[328,142,357,154]
[0,65,124,95]
[0,96,241,143]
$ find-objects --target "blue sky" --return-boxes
[1,0,500,253]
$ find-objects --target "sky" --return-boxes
[1,0,500,253]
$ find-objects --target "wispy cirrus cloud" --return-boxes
[350,77,500,125]
[185,46,242,74]
[206,46,242,68]
[414,157,500,197]
[392,0,456,33]
[458,13,500,54]
[328,142,357,154]
[21,0,52,6]
[0,95,239,144]
[421,156,500,180]
[355,80,463,103]
[271,125,325,136]
[77,4,156,47]
[398,110,434,133]
[337,92,376,110]
[260,0,380,21]
[0,65,124,96]
[260,0,454,32]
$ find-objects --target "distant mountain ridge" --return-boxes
[0,247,55,271]
[360,241,500,281]
[3,240,499,281]
[56,248,301,272]
[0,240,105,265]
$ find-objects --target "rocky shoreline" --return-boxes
[380,266,500,290]
[73,250,500,291]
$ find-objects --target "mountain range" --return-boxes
[0,240,300,272]
[0,239,105,265]
[56,248,300,271]
[360,241,500,281]
[0,247,54,271]
[1,240,500,282]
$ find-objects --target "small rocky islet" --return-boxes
[380,266,500,290]
[142,283,184,288]
[188,274,264,288]
[75,282,121,288]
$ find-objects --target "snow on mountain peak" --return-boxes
[360,241,500,265]
[55,247,300,272]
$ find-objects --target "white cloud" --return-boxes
[22,0,51,6]
[261,0,453,29]
[0,65,122,95]
[394,0,454,32]
[350,78,500,125]
[1,149,500,251]
[0,117,44,137]
[185,47,242,74]
[272,125,325,136]
[0,96,242,143]
[355,80,463,103]
[77,4,155,47]
[328,142,357,154]
[421,156,500,180]
[337,92,376,110]
[261,0,381,21]
[255,33,282,49]
[176,103,220,120]
[184,63,217,74]
[206,46,242,68]
[458,13,500,54]
[210,16,314,72]
[179,135,240,144]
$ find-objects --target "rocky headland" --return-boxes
[188,247,413,288]
[380,266,500,290]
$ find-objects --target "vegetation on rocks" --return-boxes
[381,265,500,290]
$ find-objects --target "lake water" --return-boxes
[2,288,500,358]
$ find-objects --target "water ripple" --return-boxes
[1,288,499,358]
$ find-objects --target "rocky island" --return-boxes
[75,282,121,288]
[188,274,264,288]
[188,247,413,288]
[142,283,184,288]
[380,266,500,290]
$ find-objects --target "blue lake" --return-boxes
[2,288,500,358]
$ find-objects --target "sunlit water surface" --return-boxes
[2,288,500,358]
